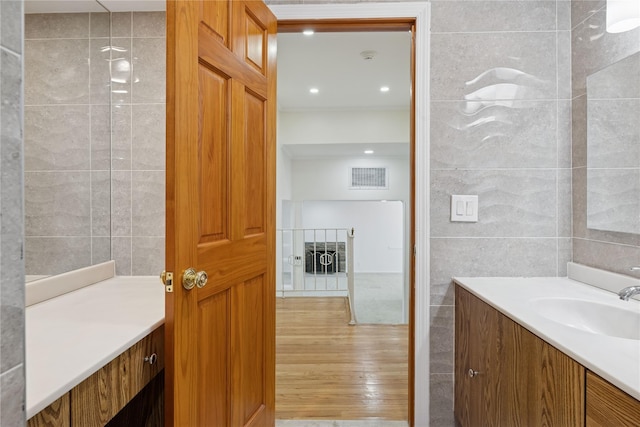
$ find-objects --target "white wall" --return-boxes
[302,200,403,273]
[276,147,293,227]
[279,109,409,145]
[291,156,409,202]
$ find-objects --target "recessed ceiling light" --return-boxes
[309,88,319,94]
[364,150,374,154]
[303,29,315,36]
[380,86,390,92]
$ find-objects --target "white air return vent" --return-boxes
[350,167,388,189]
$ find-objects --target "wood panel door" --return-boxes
[165,1,276,426]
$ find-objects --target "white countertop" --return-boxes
[453,276,640,401]
[26,276,165,418]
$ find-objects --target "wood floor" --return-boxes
[276,297,409,420]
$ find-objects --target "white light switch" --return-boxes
[451,195,479,222]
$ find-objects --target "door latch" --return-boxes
[160,271,173,293]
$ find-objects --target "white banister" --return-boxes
[346,227,357,325]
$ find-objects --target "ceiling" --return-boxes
[277,31,411,111]
[278,31,411,159]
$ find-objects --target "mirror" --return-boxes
[23,1,112,280]
[586,51,640,235]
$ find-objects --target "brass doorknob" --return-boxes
[195,270,208,288]
[183,268,208,290]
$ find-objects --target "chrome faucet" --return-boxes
[619,286,640,301]
[618,267,640,300]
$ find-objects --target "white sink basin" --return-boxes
[532,297,640,340]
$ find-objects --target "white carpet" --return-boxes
[353,273,405,324]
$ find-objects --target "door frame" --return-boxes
[270,3,431,426]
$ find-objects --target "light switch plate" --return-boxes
[451,195,478,222]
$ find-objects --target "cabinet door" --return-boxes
[587,371,640,427]
[455,285,585,427]
[498,315,585,426]
[454,286,472,425]
[455,286,502,426]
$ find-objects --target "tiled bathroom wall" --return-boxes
[23,11,165,277]
[24,12,112,275]
[429,1,572,424]
[110,12,166,276]
[571,1,640,275]
[0,1,26,425]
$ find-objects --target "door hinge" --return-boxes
[160,271,174,293]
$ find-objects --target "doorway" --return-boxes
[272,3,429,423]
[271,4,431,425]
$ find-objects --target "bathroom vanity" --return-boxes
[25,263,165,426]
[454,265,640,427]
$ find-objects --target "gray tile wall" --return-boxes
[110,12,166,276]
[430,1,572,424]
[24,12,112,275]
[571,1,640,275]
[24,11,166,277]
[0,0,26,425]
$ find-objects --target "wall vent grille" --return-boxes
[350,167,388,189]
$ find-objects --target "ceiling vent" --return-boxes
[350,167,388,189]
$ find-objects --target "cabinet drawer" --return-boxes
[71,326,164,427]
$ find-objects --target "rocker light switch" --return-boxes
[451,195,479,222]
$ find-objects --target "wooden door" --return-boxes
[165,1,276,426]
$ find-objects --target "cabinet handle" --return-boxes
[144,353,158,365]
[468,368,479,378]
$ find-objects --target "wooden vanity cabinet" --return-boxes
[455,286,585,427]
[28,326,164,427]
[587,371,640,427]
[27,394,70,427]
